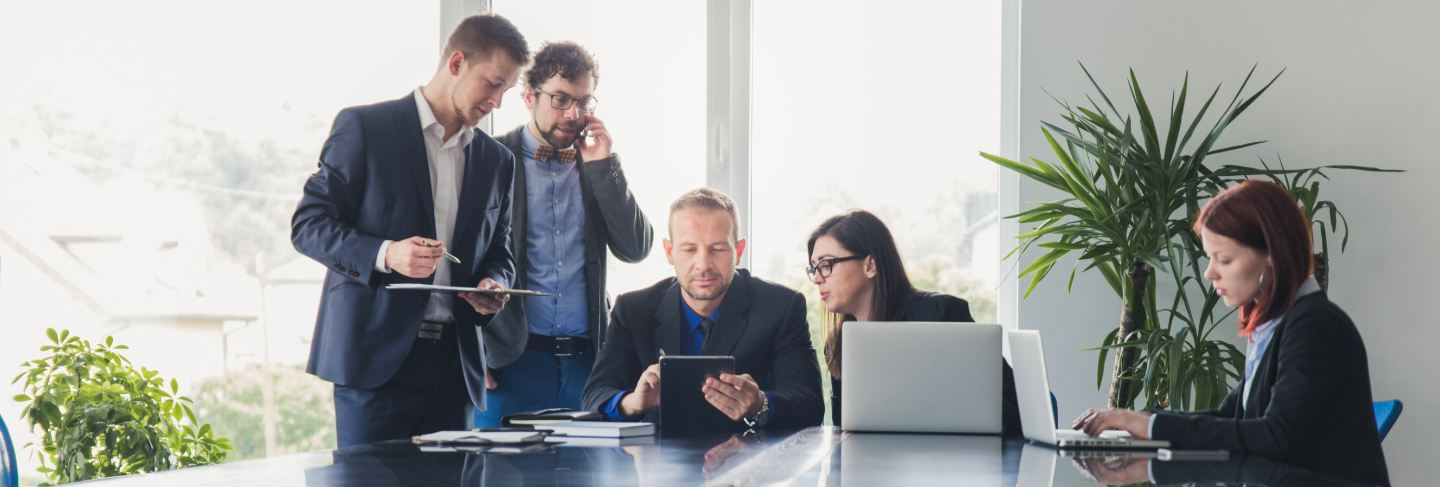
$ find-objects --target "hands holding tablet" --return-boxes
[619,357,762,424]
[702,373,765,422]
[619,364,662,417]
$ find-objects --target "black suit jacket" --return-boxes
[828,291,1023,435]
[291,93,515,407]
[1150,292,1389,486]
[580,269,825,429]
[483,126,654,367]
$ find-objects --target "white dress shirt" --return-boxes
[372,88,475,324]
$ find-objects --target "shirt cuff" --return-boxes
[603,390,630,421]
[1147,413,1157,439]
[763,391,776,424]
[374,240,393,273]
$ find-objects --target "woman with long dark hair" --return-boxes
[1073,180,1389,486]
[806,210,1020,433]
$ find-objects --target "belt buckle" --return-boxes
[418,320,446,340]
[553,336,575,357]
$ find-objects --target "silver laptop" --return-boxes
[1007,329,1169,449]
[841,322,1003,434]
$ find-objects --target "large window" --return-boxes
[751,0,1002,421]
[489,0,708,297]
[0,0,440,473]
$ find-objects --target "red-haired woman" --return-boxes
[1072,180,1388,486]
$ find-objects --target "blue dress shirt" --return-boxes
[519,129,589,338]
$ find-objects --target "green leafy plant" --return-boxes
[11,328,231,484]
[1219,157,1402,290]
[980,64,1279,409]
[983,65,1397,411]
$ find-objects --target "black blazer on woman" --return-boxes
[830,291,1023,435]
[1150,292,1389,486]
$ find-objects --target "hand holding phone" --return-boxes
[576,113,611,162]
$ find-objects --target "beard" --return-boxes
[535,114,583,148]
[679,271,732,302]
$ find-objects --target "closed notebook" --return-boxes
[534,421,655,438]
[502,408,604,426]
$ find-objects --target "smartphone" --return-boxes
[577,114,591,145]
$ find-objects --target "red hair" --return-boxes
[1194,180,1314,336]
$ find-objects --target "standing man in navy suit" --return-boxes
[291,13,529,448]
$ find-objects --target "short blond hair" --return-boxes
[668,187,740,242]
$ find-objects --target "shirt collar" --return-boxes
[1253,275,1323,336]
[520,124,541,159]
[680,300,720,334]
[413,88,474,149]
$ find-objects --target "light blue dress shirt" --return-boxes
[519,129,589,338]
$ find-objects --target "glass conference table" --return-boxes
[74,427,1368,486]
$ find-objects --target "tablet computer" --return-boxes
[659,355,736,433]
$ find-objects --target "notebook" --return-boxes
[534,421,655,438]
[502,408,604,426]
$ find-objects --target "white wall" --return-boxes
[1012,0,1439,483]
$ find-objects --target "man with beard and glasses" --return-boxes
[580,188,824,430]
[476,41,654,427]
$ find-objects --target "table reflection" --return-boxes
[1018,443,1374,487]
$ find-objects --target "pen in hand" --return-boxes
[422,239,462,264]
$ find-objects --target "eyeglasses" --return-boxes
[535,88,598,114]
[805,255,864,281]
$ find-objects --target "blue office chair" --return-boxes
[1,413,18,487]
[1373,400,1403,442]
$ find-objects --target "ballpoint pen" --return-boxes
[422,240,462,264]
[441,250,461,265]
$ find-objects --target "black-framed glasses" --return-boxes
[536,88,598,113]
[805,255,864,281]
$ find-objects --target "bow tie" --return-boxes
[534,145,577,163]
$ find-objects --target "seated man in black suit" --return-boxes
[581,188,824,430]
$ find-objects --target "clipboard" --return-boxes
[385,283,553,296]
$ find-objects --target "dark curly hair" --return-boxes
[524,41,599,90]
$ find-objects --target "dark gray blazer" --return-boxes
[483,125,654,368]
[581,269,826,429]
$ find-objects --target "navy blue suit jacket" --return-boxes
[291,93,516,408]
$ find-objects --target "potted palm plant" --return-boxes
[985,65,1398,410]
[981,64,1280,409]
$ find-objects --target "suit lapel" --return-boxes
[452,130,490,255]
[702,270,752,355]
[392,98,436,238]
[652,282,686,357]
[505,128,530,290]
